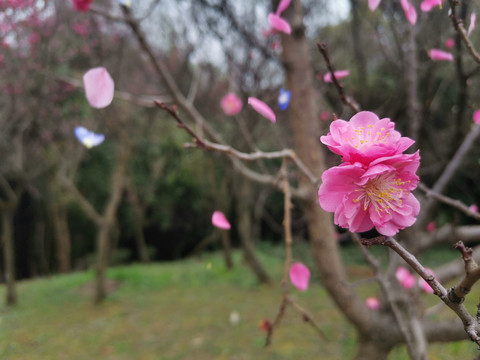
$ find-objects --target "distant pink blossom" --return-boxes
[72,0,93,11]
[468,12,476,37]
[320,111,415,165]
[401,0,417,25]
[396,266,415,289]
[289,262,310,291]
[248,97,276,123]
[365,297,380,310]
[427,221,436,233]
[473,110,480,124]
[418,268,435,293]
[420,0,442,12]
[445,38,454,49]
[323,70,350,83]
[212,211,231,230]
[221,93,243,116]
[83,67,114,109]
[267,13,291,34]
[369,0,381,11]
[428,48,453,61]
[320,111,330,121]
[275,0,291,15]
[72,22,89,37]
[470,204,479,213]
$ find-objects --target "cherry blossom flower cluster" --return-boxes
[318,112,421,236]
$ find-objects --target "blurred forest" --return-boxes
[3,0,480,358]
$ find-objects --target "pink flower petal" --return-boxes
[473,110,480,124]
[420,0,442,12]
[401,0,417,25]
[365,297,380,310]
[248,97,276,123]
[212,211,231,230]
[369,0,381,11]
[470,204,479,213]
[72,0,93,12]
[427,221,436,233]
[468,12,476,37]
[289,262,310,291]
[268,13,291,35]
[445,38,454,49]
[221,93,243,116]
[428,48,453,61]
[396,266,416,289]
[323,70,350,83]
[275,0,291,15]
[83,67,114,109]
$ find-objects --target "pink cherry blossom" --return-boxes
[428,48,454,61]
[320,111,415,165]
[365,297,380,310]
[83,67,114,109]
[401,0,417,25]
[323,70,350,83]
[427,221,436,233]
[267,13,291,35]
[275,0,291,15]
[473,110,480,124]
[320,111,330,121]
[221,93,243,116]
[445,38,454,49]
[369,0,381,11]
[248,97,276,123]
[418,268,435,293]
[396,266,415,289]
[420,0,442,12]
[468,13,476,37]
[212,211,231,230]
[318,152,420,236]
[469,204,479,213]
[289,262,310,291]
[72,0,93,12]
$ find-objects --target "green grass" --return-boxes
[0,245,477,359]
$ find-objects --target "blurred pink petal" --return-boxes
[420,0,442,12]
[470,204,479,213]
[72,0,93,12]
[275,0,291,15]
[445,38,454,49]
[289,262,310,291]
[221,93,243,116]
[396,266,415,289]
[418,268,435,293]
[365,297,380,310]
[369,0,381,11]
[83,67,114,109]
[268,13,291,34]
[248,97,276,123]
[473,110,480,124]
[323,70,350,83]
[212,211,231,230]
[427,221,436,233]
[320,111,330,121]
[428,48,453,61]
[401,0,417,25]
[468,12,476,37]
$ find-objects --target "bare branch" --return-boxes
[448,0,480,64]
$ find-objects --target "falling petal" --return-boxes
[401,0,417,25]
[212,211,231,230]
[369,0,381,11]
[445,38,454,49]
[365,297,380,310]
[323,70,350,83]
[248,97,276,123]
[83,67,115,109]
[428,48,453,61]
[420,0,442,12]
[470,204,479,213]
[278,88,291,111]
[289,262,310,291]
[427,221,436,233]
[275,0,291,15]
[268,13,291,34]
[468,12,476,37]
[473,110,480,124]
[74,126,105,148]
[221,93,243,116]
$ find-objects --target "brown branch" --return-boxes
[448,0,480,64]
[316,42,361,113]
[450,242,480,301]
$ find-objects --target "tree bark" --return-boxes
[353,340,393,360]
[2,210,16,306]
[51,201,71,273]
[219,230,234,269]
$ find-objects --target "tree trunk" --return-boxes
[353,340,393,360]
[219,230,234,269]
[95,223,110,303]
[2,210,16,306]
[51,201,71,273]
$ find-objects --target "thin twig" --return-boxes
[448,0,480,64]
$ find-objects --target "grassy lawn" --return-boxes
[0,243,477,359]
